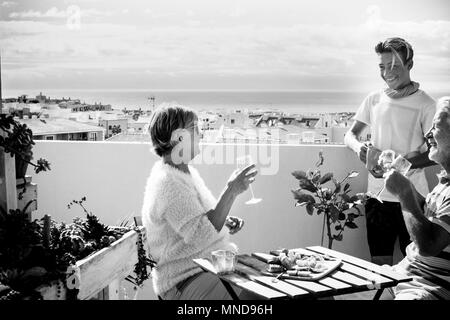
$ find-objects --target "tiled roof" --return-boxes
[18,118,105,135]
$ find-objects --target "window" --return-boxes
[231,119,235,124]
[89,133,97,141]
[45,136,54,140]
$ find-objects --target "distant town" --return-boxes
[0,92,371,144]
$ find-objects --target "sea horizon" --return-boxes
[2,89,448,114]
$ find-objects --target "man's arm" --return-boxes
[405,149,436,170]
[385,171,450,256]
[344,120,369,164]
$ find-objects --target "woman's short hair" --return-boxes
[149,104,197,157]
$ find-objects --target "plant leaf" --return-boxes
[292,170,307,180]
[311,170,321,184]
[306,203,315,216]
[332,178,341,194]
[319,173,333,185]
[345,221,358,229]
[295,202,308,207]
[329,204,340,223]
[341,193,351,202]
[299,179,318,193]
[291,190,316,203]
[347,213,360,220]
[315,151,324,167]
[348,171,359,178]
[335,225,342,231]
[333,234,343,241]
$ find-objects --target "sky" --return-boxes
[0,0,449,92]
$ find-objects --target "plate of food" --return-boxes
[252,248,342,281]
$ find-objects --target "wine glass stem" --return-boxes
[249,185,256,198]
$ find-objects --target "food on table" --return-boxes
[267,256,280,264]
[287,270,312,277]
[266,250,328,276]
[267,264,283,273]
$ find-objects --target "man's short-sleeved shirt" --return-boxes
[401,175,450,297]
[354,89,436,202]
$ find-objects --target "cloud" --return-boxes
[8,6,118,20]
[230,5,246,18]
[1,1,16,7]
[365,4,382,30]
[9,7,67,19]
[1,3,449,91]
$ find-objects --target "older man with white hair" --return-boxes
[383,96,450,299]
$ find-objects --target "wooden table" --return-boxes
[194,246,412,300]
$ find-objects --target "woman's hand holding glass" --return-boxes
[236,155,262,205]
[227,163,258,196]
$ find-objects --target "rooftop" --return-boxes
[106,132,151,142]
[19,118,105,135]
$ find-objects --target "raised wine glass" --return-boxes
[373,150,412,202]
[236,155,262,205]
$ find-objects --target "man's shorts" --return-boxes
[365,198,411,257]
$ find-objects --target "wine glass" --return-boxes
[372,150,412,202]
[236,155,262,205]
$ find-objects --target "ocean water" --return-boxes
[3,90,448,114]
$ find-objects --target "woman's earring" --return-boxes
[179,136,183,141]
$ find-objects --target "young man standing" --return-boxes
[345,37,436,266]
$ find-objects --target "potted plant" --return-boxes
[0,114,50,179]
[0,197,156,300]
[291,151,368,249]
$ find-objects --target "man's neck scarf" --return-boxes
[385,81,420,99]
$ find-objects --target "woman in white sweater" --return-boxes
[142,104,258,300]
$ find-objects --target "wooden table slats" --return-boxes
[306,246,411,283]
[339,263,393,287]
[234,262,310,298]
[251,276,310,298]
[193,258,286,300]
[193,246,413,300]
[284,279,334,294]
[318,276,353,290]
[290,247,394,287]
[331,271,373,287]
[232,279,287,300]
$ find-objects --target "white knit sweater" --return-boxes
[141,160,232,296]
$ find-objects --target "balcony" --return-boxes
[29,141,440,299]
